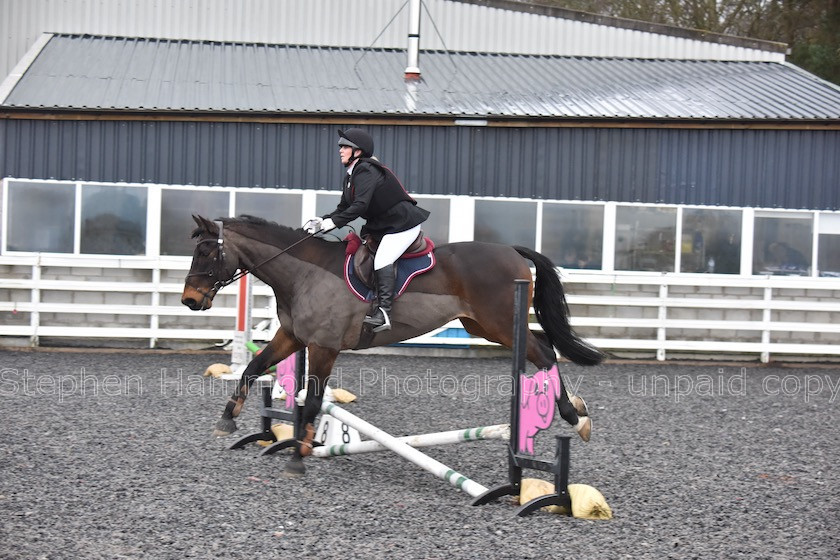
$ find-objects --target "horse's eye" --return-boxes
[197,241,214,257]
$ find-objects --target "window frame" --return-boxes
[3,177,840,279]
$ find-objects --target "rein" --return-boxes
[185,221,316,303]
[227,229,318,286]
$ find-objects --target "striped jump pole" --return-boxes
[320,402,490,498]
[312,424,510,458]
[230,274,253,372]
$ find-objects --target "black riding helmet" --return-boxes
[337,128,374,158]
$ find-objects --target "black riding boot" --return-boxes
[363,266,396,332]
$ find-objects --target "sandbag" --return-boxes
[330,388,357,403]
[203,363,232,378]
[254,424,295,447]
[519,478,612,519]
[271,423,295,441]
[289,386,358,405]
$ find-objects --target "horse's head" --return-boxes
[181,215,241,311]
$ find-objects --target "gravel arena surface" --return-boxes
[1,348,838,559]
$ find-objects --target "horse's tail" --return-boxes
[513,246,604,366]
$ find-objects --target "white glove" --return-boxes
[320,217,336,232]
[303,217,322,233]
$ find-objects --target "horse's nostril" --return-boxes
[182,298,197,309]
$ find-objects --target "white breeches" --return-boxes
[374,224,423,270]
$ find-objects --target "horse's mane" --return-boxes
[227,215,320,250]
[191,215,302,238]
[191,215,340,253]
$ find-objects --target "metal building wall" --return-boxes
[2,119,838,210]
[0,0,786,83]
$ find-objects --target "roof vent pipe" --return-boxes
[405,0,421,80]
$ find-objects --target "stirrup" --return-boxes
[363,307,391,332]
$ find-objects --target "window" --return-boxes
[236,191,302,227]
[541,203,603,269]
[680,208,742,274]
[314,193,446,243]
[81,185,147,255]
[615,206,677,272]
[474,199,537,249]
[817,213,840,277]
[818,236,840,277]
[6,181,75,253]
[316,193,363,239]
[753,213,812,275]
[161,189,229,256]
[413,197,449,243]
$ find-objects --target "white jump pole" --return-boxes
[320,402,490,498]
[312,424,510,458]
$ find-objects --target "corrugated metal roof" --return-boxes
[0,0,786,82]
[4,34,839,121]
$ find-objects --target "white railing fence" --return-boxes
[2,255,839,362]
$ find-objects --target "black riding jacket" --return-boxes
[325,158,430,237]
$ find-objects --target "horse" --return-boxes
[181,215,604,475]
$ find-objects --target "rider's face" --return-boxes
[339,145,354,165]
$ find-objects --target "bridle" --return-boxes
[183,221,229,308]
[184,220,316,307]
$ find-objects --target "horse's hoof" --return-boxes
[575,416,591,442]
[213,418,238,437]
[284,459,306,476]
[570,395,590,417]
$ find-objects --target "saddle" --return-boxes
[351,232,430,288]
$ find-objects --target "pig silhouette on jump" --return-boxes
[518,365,563,455]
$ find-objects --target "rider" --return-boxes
[304,128,430,332]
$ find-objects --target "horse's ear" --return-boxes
[193,215,218,235]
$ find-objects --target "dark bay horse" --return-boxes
[181,215,603,474]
